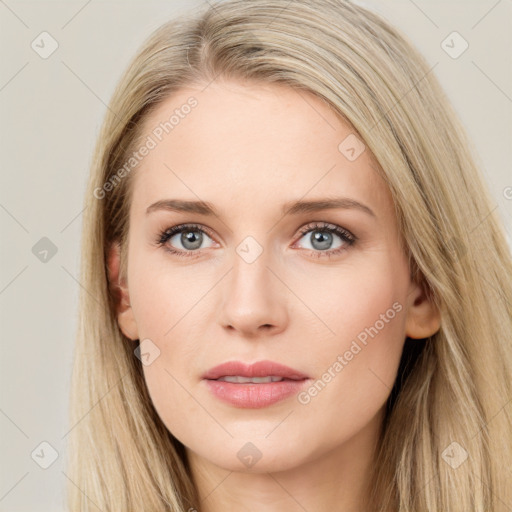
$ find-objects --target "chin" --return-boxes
[187,437,314,474]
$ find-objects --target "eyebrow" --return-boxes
[146,197,375,218]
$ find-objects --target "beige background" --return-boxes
[0,0,511,510]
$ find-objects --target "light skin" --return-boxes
[108,79,441,511]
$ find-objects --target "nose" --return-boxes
[217,246,289,338]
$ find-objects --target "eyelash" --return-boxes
[155,222,357,260]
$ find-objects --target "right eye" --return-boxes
[156,223,217,257]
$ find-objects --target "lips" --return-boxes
[202,360,310,408]
[202,360,309,381]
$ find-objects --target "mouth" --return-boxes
[202,360,310,408]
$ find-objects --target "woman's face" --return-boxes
[111,80,440,474]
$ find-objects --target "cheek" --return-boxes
[142,362,194,417]
[292,264,407,424]
[141,362,216,460]
[127,261,209,436]
[128,256,194,337]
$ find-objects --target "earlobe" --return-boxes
[107,242,139,341]
[405,279,441,340]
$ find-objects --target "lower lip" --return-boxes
[204,379,309,408]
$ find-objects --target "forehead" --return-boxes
[130,80,391,219]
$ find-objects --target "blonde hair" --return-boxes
[65,0,512,510]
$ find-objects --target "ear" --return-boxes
[405,278,441,340]
[107,242,139,340]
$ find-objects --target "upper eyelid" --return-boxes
[297,221,354,237]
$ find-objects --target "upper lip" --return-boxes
[202,360,309,381]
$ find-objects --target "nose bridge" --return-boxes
[232,235,271,294]
[230,233,275,308]
[217,232,288,334]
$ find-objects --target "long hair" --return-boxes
[65,0,512,510]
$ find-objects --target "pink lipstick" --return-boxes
[202,360,310,408]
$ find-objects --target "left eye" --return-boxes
[294,224,355,253]
[301,228,348,251]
